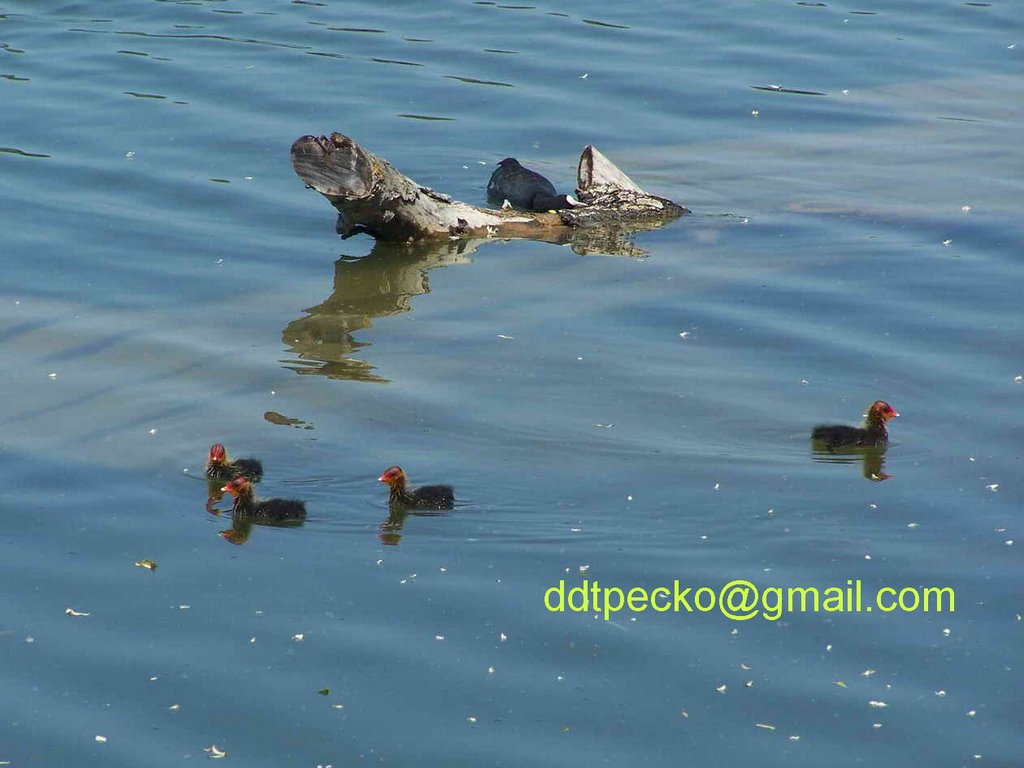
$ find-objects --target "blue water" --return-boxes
[1,1,1022,765]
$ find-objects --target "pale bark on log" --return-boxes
[290,133,687,245]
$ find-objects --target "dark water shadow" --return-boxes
[811,444,891,482]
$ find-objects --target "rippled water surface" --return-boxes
[1,1,1022,765]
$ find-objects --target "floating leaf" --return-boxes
[134,559,158,571]
[317,688,330,696]
[65,608,91,617]
[755,723,776,730]
[834,681,848,688]
[204,744,227,759]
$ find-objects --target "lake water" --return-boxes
[1,1,1022,765]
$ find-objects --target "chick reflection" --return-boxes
[376,466,455,545]
[378,505,448,546]
[212,476,307,545]
[281,240,474,383]
[811,445,891,482]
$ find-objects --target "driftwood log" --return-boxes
[290,133,687,249]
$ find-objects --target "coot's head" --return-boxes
[378,466,407,486]
[868,401,899,421]
[221,476,253,495]
[496,157,521,168]
[209,443,227,462]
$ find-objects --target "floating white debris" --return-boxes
[680,709,689,718]
[497,334,514,340]
[679,331,691,339]
[716,684,727,694]
[740,663,752,670]
[841,88,849,95]
[48,372,57,380]
[800,379,809,385]
[986,484,999,492]
[942,239,953,246]
[580,73,589,79]
[376,559,383,566]
[292,633,305,642]
[861,669,876,677]
[626,495,633,501]
[487,666,495,675]
[500,632,507,642]
[872,723,883,729]
[204,744,227,759]
[907,522,919,528]
[744,680,754,688]
[750,110,760,117]
[868,700,888,708]
[869,504,877,509]
[713,483,720,491]
[579,565,590,574]
[149,428,158,435]
[65,608,90,617]
[826,644,833,652]
[864,555,872,560]
[1015,376,1023,384]
[332,704,344,710]
[755,723,775,730]
[126,151,135,158]
[788,735,801,741]
[966,710,976,717]
[961,205,972,213]
[95,735,107,743]
[594,423,613,429]
[1006,540,1014,546]
[250,637,256,643]
[467,716,477,723]
[935,690,946,697]
[179,605,191,610]
[435,634,445,641]
[169,704,181,711]
[943,628,951,637]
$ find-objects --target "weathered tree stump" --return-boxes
[290,133,687,245]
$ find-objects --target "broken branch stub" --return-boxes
[290,133,686,243]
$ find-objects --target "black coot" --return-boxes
[811,400,899,448]
[378,466,454,510]
[487,158,580,212]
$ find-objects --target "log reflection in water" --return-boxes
[281,240,473,383]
